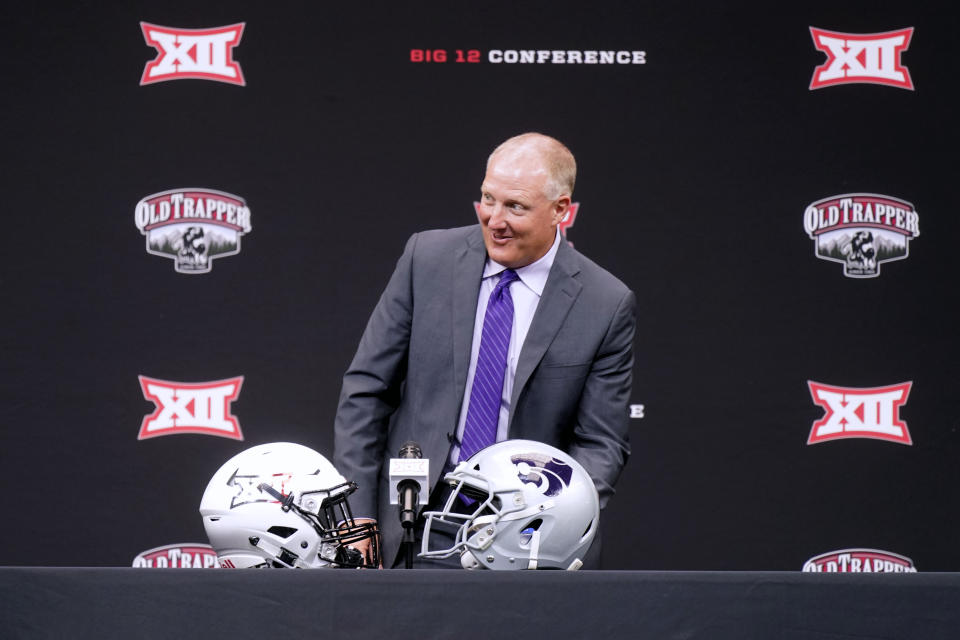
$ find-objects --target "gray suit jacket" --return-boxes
[333,225,635,564]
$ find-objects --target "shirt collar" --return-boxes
[483,229,561,297]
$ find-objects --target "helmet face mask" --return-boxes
[200,442,379,569]
[420,440,599,570]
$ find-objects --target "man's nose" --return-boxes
[487,204,507,228]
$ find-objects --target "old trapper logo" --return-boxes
[135,189,252,274]
[140,22,245,86]
[138,376,244,440]
[132,543,219,568]
[808,381,912,445]
[809,27,913,90]
[803,549,916,573]
[804,194,919,278]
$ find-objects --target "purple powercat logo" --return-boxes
[510,453,573,497]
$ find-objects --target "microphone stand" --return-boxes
[399,479,419,569]
[404,524,415,569]
[393,441,427,569]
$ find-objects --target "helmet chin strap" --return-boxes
[461,529,584,570]
[250,536,305,569]
[526,530,541,570]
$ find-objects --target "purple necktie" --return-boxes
[459,269,520,462]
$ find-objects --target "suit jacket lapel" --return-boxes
[509,241,582,427]
[452,227,487,415]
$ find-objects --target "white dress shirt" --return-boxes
[447,230,562,466]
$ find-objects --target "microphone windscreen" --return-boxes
[398,441,422,459]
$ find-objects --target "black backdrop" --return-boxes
[1,1,957,570]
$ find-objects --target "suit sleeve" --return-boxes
[333,233,418,519]
[568,287,636,508]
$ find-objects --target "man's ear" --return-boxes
[553,195,571,224]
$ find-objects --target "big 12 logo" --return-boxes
[138,376,244,440]
[809,27,913,90]
[807,381,912,445]
[140,22,246,85]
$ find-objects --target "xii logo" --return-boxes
[807,381,912,445]
[140,22,246,85]
[138,376,244,440]
[809,27,914,90]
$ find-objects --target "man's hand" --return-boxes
[342,518,382,568]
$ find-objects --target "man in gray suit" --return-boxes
[333,133,635,568]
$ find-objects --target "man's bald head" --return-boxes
[477,133,574,268]
[486,133,576,201]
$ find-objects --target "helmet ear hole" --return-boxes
[266,526,298,539]
[580,515,598,544]
[518,519,543,548]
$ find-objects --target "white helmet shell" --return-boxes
[199,442,377,568]
[420,439,599,570]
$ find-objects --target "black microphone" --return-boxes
[396,442,423,530]
[389,442,429,569]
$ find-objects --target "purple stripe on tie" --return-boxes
[459,269,519,462]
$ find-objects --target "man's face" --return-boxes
[477,152,569,269]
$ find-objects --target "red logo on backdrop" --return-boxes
[809,27,914,90]
[803,549,916,573]
[132,543,219,568]
[558,203,579,244]
[807,381,912,445]
[138,376,244,440]
[140,22,246,86]
[473,201,580,245]
[410,48,647,65]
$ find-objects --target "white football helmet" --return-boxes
[420,439,599,570]
[199,442,379,568]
